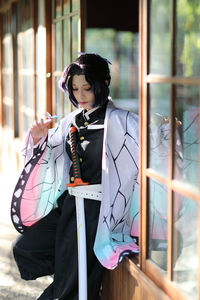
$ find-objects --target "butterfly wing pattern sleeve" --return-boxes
[94,102,172,269]
[11,110,79,233]
[94,104,140,269]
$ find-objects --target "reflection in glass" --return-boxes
[174,85,199,188]
[72,15,79,61]
[149,0,171,75]
[148,83,170,176]
[173,193,198,299]
[148,178,168,272]
[55,22,62,71]
[63,19,70,67]
[175,0,200,77]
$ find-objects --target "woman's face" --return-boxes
[72,75,95,111]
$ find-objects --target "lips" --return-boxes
[80,102,87,105]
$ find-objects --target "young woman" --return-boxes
[11,54,140,299]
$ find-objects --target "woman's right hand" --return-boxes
[30,118,52,145]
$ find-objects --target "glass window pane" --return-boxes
[23,113,34,136]
[2,18,13,129]
[3,37,12,68]
[72,15,79,61]
[22,75,34,108]
[55,0,62,18]
[3,12,10,36]
[85,28,139,113]
[173,193,198,299]
[149,0,171,75]
[86,29,115,96]
[36,0,46,118]
[3,74,11,98]
[55,21,62,71]
[148,178,168,272]
[72,0,79,11]
[148,83,170,176]
[22,75,34,134]
[64,94,71,115]
[55,77,62,116]
[4,104,12,128]
[3,75,12,128]
[63,19,70,67]
[22,78,34,135]
[22,32,34,69]
[18,0,33,31]
[36,75,46,119]
[63,0,70,15]
[110,32,138,103]
[3,74,12,127]
[174,85,199,189]
[175,0,200,77]
[17,0,34,136]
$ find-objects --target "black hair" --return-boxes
[59,53,111,108]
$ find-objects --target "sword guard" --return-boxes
[67,178,89,187]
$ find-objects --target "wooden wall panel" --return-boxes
[102,258,171,300]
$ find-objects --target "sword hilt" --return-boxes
[67,126,89,187]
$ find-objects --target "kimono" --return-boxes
[11,99,140,271]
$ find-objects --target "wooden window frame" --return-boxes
[139,1,200,300]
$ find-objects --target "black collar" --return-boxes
[74,100,108,128]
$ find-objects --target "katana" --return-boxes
[67,126,89,300]
[67,126,102,300]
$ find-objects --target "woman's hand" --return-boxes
[30,118,52,145]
